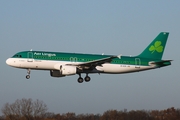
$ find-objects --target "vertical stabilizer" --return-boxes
[137,32,169,60]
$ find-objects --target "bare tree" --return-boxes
[1,98,47,120]
[33,99,47,119]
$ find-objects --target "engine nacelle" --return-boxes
[50,70,65,77]
[61,65,77,75]
[50,65,77,77]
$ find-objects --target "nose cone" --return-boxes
[6,58,13,66]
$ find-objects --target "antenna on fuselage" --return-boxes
[30,49,32,51]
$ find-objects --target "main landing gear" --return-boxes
[77,73,91,83]
[26,69,31,79]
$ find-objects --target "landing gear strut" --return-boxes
[26,69,31,79]
[77,73,91,83]
[84,74,91,82]
[77,74,83,83]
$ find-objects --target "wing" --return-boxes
[66,55,120,70]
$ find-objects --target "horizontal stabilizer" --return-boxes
[149,60,172,66]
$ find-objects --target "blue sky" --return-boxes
[0,0,180,114]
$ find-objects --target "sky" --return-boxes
[0,0,180,115]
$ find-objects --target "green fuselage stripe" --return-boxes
[11,51,155,66]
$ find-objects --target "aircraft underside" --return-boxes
[21,60,156,83]
[6,58,157,83]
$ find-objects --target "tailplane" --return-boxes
[137,32,169,60]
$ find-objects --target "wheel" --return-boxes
[77,77,83,83]
[84,76,91,82]
[26,75,30,79]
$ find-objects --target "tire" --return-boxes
[26,75,30,79]
[77,77,83,83]
[85,76,91,82]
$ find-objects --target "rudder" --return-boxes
[137,32,169,60]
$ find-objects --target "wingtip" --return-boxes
[117,54,122,59]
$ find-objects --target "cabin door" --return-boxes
[135,58,141,68]
[27,52,33,62]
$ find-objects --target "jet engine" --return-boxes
[50,65,77,77]
[60,65,77,75]
[50,70,65,77]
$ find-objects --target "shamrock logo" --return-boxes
[149,41,163,54]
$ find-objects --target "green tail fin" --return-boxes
[137,32,169,60]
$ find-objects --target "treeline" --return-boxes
[1,98,180,120]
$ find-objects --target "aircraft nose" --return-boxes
[6,58,13,66]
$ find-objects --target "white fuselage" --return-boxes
[6,58,157,74]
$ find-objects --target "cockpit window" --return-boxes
[12,55,17,57]
[13,55,22,58]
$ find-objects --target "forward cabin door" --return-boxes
[27,52,33,62]
[135,58,141,68]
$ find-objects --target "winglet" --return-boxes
[117,54,122,59]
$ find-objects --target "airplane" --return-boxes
[6,32,172,83]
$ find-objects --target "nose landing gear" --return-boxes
[26,69,31,79]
